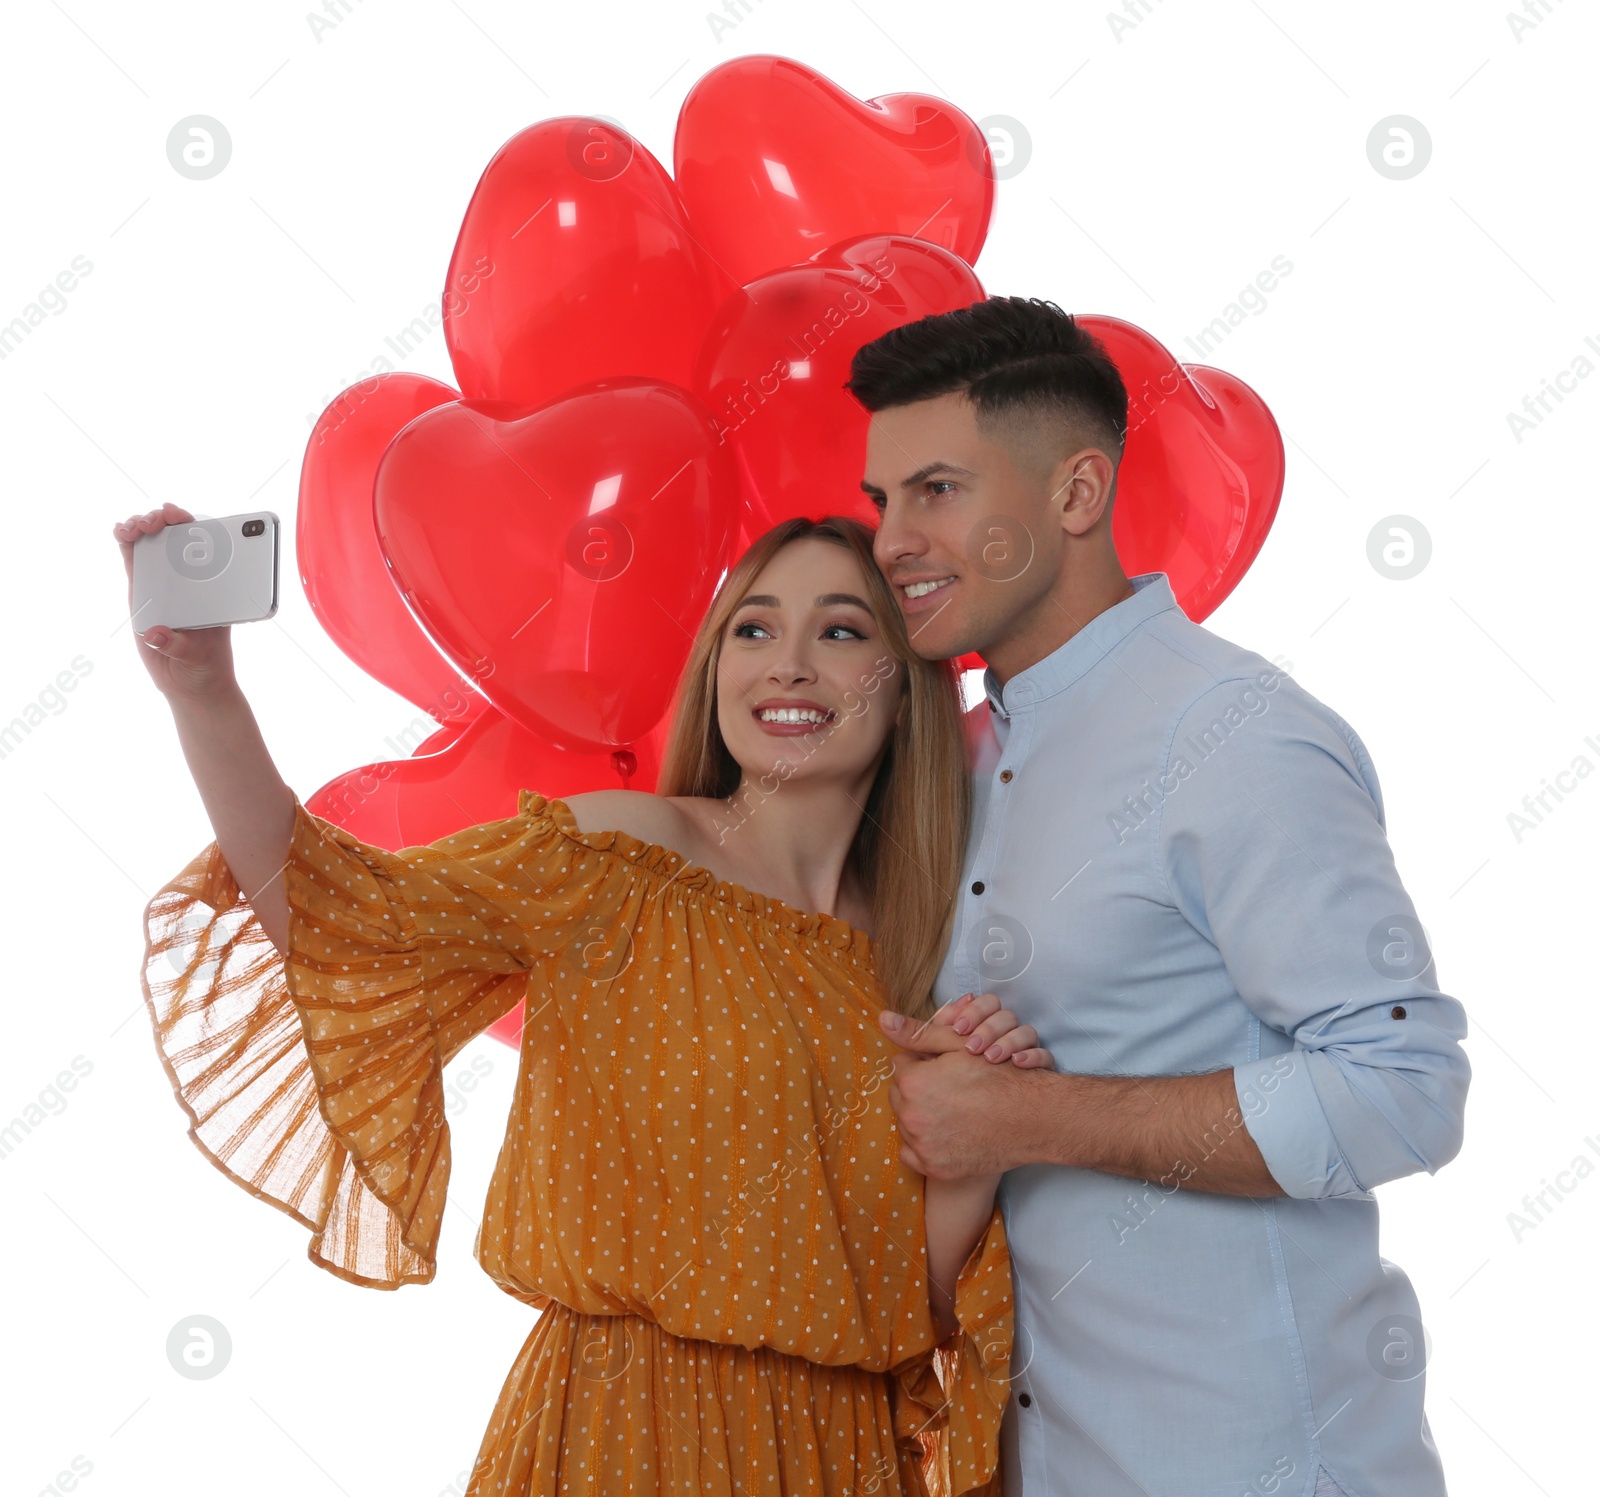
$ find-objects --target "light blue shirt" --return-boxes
[933,571,1470,1497]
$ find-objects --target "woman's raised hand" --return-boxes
[927,991,1057,1069]
[113,503,240,702]
[113,504,296,953]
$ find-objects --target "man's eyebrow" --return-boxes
[733,593,873,610]
[859,460,978,497]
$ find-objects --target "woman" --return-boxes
[121,502,1054,1496]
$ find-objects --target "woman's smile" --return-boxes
[751,696,838,735]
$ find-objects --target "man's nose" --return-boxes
[873,509,923,576]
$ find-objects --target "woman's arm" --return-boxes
[924,1172,1002,1342]
[906,992,1053,1340]
[167,687,295,953]
[117,503,296,954]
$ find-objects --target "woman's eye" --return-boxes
[733,621,865,641]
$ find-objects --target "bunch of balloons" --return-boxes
[297,54,1284,923]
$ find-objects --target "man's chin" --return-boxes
[900,617,980,666]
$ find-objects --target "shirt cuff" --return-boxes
[1233,1053,1371,1200]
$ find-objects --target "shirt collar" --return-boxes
[983,572,1179,719]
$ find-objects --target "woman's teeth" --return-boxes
[757,708,832,723]
[904,577,955,599]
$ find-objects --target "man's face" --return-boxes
[862,391,1059,663]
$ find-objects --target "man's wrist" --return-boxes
[1008,1068,1089,1171]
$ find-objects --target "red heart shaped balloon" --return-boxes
[305,699,668,851]
[298,371,489,720]
[694,233,985,531]
[675,56,996,287]
[373,380,739,751]
[443,118,734,409]
[1079,316,1284,623]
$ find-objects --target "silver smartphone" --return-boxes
[131,511,280,633]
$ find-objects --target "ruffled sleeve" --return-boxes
[139,789,614,1291]
[891,1203,1014,1496]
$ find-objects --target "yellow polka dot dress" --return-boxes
[140,790,1012,1495]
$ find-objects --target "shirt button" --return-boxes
[999,769,1013,783]
[1391,1005,1407,1019]
[1018,1392,1032,1407]
[971,881,985,895]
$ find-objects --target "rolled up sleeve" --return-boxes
[1157,674,1471,1199]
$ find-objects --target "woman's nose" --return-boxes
[769,650,816,684]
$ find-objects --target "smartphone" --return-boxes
[131,511,280,633]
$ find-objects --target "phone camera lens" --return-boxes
[243,519,265,537]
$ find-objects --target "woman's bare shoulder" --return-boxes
[560,789,698,852]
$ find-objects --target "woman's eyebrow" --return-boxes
[734,593,873,611]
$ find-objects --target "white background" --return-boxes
[1,2,1593,1494]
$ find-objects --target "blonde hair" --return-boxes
[656,516,971,1021]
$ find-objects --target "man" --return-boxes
[849,296,1470,1497]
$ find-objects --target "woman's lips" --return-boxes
[751,708,836,736]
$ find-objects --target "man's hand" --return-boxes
[877,994,1056,1179]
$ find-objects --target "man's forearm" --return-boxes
[1014,1067,1285,1197]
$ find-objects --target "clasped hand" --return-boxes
[877,993,1057,1180]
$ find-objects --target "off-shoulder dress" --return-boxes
[140,789,1012,1495]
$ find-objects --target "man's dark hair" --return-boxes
[845,296,1129,485]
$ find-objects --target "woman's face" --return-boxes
[715,538,907,796]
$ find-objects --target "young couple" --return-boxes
[127,297,1470,1497]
